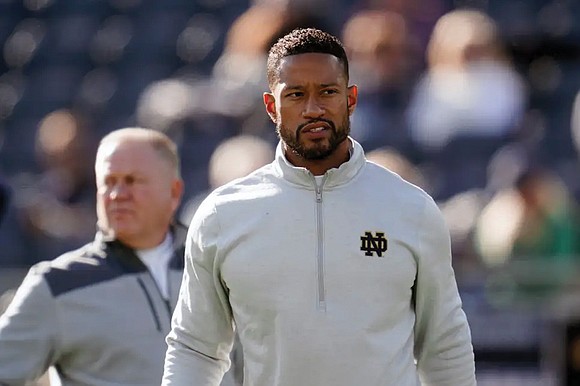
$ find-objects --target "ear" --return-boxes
[347,85,358,116]
[170,178,184,214]
[263,92,277,123]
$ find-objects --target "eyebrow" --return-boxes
[284,82,340,90]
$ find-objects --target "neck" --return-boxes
[285,139,351,176]
[115,229,170,250]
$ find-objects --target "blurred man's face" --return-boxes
[264,53,357,162]
[95,139,182,249]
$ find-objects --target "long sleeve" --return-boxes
[163,198,235,386]
[0,266,60,385]
[413,197,477,386]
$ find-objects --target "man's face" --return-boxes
[95,140,182,249]
[264,53,357,161]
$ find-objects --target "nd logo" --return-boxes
[360,231,388,257]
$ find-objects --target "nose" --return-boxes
[302,96,324,118]
[109,183,129,200]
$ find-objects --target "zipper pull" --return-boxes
[313,174,326,202]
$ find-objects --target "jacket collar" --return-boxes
[272,136,366,189]
[92,222,187,272]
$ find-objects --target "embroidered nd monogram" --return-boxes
[360,231,388,257]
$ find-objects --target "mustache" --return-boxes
[296,119,336,136]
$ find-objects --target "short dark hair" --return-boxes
[266,28,349,91]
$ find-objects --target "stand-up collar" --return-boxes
[92,222,187,271]
[272,136,366,189]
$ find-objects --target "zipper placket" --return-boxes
[164,267,172,315]
[314,175,328,311]
[150,269,172,321]
[137,277,162,331]
[138,270,173,332]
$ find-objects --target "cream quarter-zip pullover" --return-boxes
[163,137,476,386]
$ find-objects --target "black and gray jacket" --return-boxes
[0,224,186,386]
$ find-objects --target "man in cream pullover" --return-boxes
[163,28,477,386]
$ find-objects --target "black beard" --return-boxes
[277,116,350,160]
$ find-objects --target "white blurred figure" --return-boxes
[404,9,528,201]
[407,9,527,152]
[475,165,579,268]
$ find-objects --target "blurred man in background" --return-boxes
[341,9,419,153]
[0,128,187,385]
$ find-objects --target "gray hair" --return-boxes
[97,127,181,178]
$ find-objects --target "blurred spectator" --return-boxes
[365,146,428,191]
[251,0,338,34]
[438,189,490,282]
[407,8,526,151]
[179,134,275,225]
[134,76,237,205]
[341,9,420,152]
[475,166,580,267]
[207,3,327,141]
[436,143,531,280]
[214,3,308,92]
[405,8,527,200]
[356,0,448,63]
[208,134,275,190]
[0,109,97,266]
[474,164,580,309]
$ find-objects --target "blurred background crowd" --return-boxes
[1,0,580,384]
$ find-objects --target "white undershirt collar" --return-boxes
[136,233,173,299]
